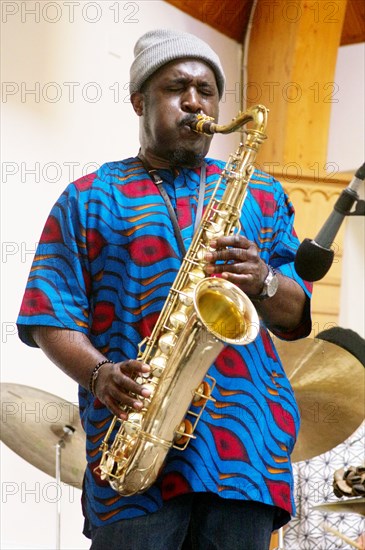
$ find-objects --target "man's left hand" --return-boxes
[204,235,268,298]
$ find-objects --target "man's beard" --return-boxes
[167,147,205,169]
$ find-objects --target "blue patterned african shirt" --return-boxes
[17,157,312,532]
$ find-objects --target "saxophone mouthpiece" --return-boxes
[187,114,216,135]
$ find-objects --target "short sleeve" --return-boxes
[17,180,92,347]
[249,173,312,340]
[270,184,312,340]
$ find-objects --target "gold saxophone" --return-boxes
[96,105,268,496]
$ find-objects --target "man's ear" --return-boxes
[131,92,144,116]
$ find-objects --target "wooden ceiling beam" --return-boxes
[164,0,365,46]
[341,0,365,45]
[163,0,254,43]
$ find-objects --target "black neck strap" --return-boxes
[138,154,206,258]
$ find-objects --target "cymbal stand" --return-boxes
[322,522,363,549]
[55,425,75,550]
[273,528,285,550]
[278,528,285,549]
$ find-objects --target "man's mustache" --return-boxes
[178,114,200,128]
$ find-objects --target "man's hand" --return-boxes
[204,234,309,333]
[95,360,151,419]
[30,327,153,418]
[204,235,268,298]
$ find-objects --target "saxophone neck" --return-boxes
[189,105,269,136]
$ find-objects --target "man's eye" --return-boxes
[200,88,214,96]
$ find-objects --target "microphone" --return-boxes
[295,162,365,281]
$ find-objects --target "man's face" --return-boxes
[132,59,220,168]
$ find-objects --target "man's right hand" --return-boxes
[94,360,151,419]
[30,327,152,419]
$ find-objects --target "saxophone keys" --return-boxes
[142,382,155,397]
[158,332,177,354]
[192,381,213,407]
[134,382,155,408]
[169,310,188,329]
[204,224,225,241]
[177,288,194,306]
[123,412,143,436]
[215,208,230,220]
[188,268,205,284]
[149,355,166,378]
[196,247,207,261]
[106,454,118,471]
[174,419,195,448]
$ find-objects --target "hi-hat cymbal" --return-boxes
[0,383,86,488]
[274,338,365,462]
[314,497,365,516]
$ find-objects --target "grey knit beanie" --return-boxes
[129,29,225,98]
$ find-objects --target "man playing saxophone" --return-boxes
[17,29,312,550]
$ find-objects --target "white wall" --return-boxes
[0,2,240,549]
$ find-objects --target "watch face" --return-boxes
[256,266,279,300]
[267,273,279,297]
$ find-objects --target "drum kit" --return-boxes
[271,337,365,550]
[1,337,364,549]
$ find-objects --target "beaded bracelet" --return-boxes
[89,359,114,397]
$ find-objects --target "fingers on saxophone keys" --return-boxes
[204,250,242,274]
[116,389,150,417]
[128,378,152,403]
[117,360,152,412]
[122,359,150,375]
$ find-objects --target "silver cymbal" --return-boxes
[314,497,365,516]
[1,383,86,488]
[274,338,365,462]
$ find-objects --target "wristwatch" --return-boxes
[255,265,279,300]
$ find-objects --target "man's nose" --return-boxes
[181,88,202,113]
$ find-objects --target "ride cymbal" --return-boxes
[274,338,365,462]
[1,383,86,488]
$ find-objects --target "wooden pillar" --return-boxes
[247,0,350,332]
[247,0,347,175]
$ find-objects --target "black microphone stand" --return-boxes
[295,163,365,281]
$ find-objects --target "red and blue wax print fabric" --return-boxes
[17,157,312,530]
